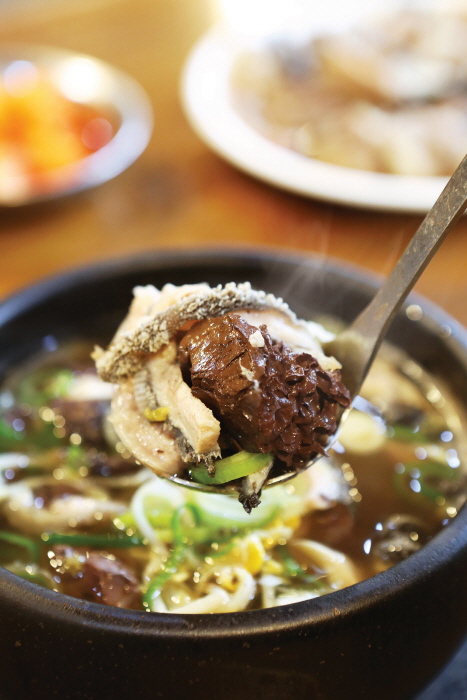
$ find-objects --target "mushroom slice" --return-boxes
[80,551,141,609]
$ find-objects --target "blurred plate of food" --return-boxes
[182,5,467,212]
[0,44,153,206]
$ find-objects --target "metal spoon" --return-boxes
[172,153,467,501]
[328,153,467,402]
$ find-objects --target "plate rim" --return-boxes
[181,28,449,214]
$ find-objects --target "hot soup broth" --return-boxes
[0,342,465,613]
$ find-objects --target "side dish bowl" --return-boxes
[0,44,153,206]
[1,249,467,700]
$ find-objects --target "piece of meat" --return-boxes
[81,552,141,608]
[52,398,109,446]
[146,341,221,457]
[110,380,184,476]
[33,482,82,507]
[50,546,141,610]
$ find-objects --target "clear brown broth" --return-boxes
[0,343,465,611]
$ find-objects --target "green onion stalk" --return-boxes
[41,532,146,548]
[0,530,40,562]
[142,504,199,611]
[190,451,272,485]
[393,459,459,503]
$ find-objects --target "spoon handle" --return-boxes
[334,152,467,396]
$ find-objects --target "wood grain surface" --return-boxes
[1,0,466,327]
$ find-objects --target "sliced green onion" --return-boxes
[190,451,272,485]
[130,475,186,543]
[276,544,303,577]
[33,423,65,450]
[0,418,64,452]
[179,503,203,527]
[418,460,458,501]
[0,419,26,451]
[119,503,206,544]
[393,460,458,503]
[190,489,281,529]
[390,425,430,444]
[147,511,173,528]
[6,563,55,589]
[0,419,21,441]
[66,445,90,472]
[209,540,238,558]
[46,370,74,400]
[0,530,40,562]
[16,368,74,406]
[42,532,145,548]
[205,505,280,533]
[142,505,191,610]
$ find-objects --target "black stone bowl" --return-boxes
[1,249,467,700]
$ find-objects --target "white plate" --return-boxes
[0,45,153,206]
[181,29,449,214]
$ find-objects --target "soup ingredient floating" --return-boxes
[93,282,350,510]
[0,343,464,613]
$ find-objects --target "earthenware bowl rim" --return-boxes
[1,247,466,640]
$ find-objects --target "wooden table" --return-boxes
[1,5,467,697]
[1,0,467,330]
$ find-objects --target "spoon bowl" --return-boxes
[158,154,467,499]
[240,150,467,496]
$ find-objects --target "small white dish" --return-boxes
[0,45,153,207]
[181,29,448,214]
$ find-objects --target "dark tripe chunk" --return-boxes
[178,313,350,467]
[370,514,430,563]
[87,452,142,478]
[33,482,82,507]
[51,545,141,609]
[81,552,140,608]
[52,398,110,446]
